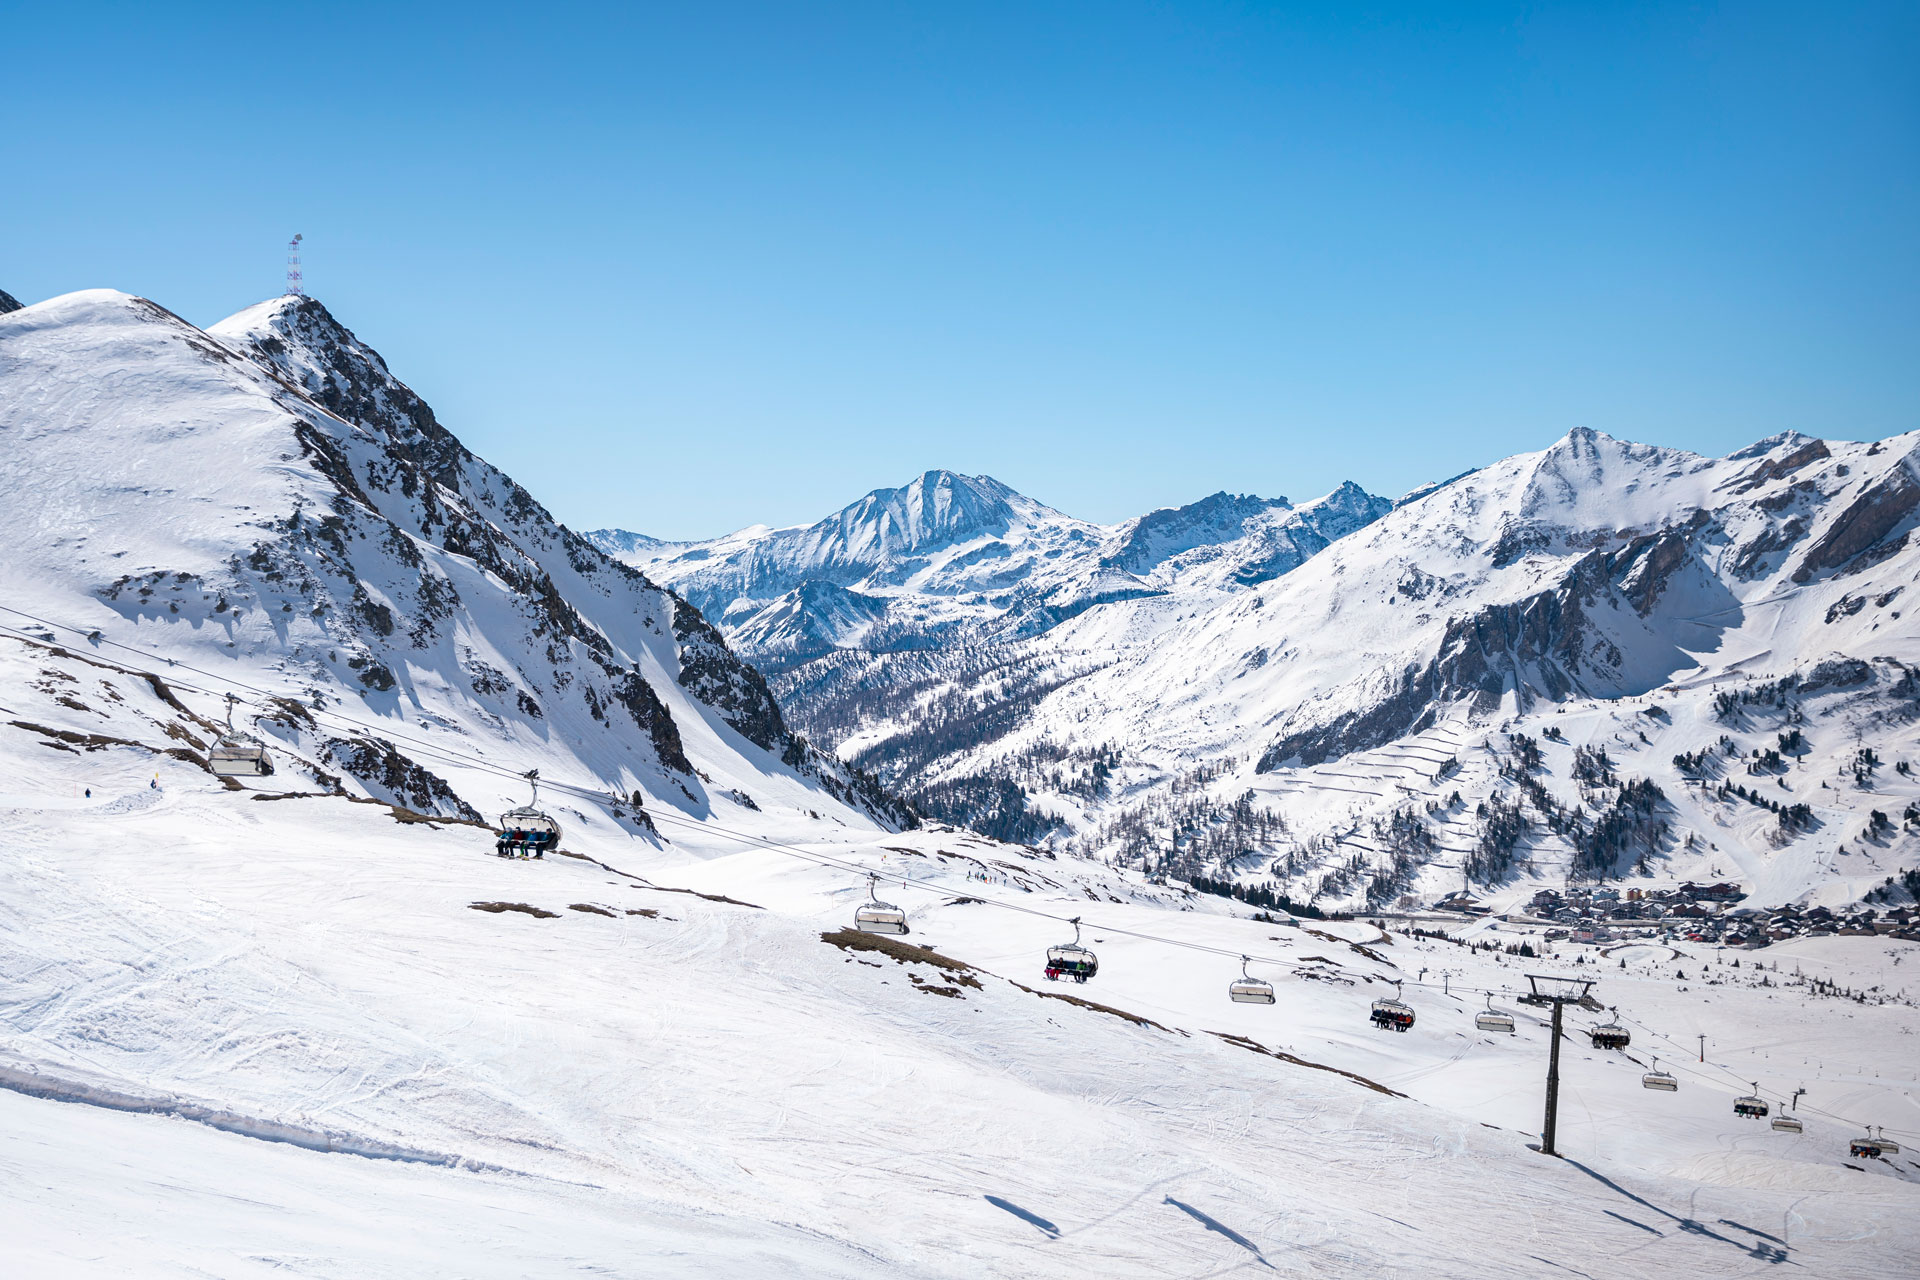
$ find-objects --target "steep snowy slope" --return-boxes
[0,288,904,835]
[1027,428,1907,773]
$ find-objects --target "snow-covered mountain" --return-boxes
[0,287,907,834]
[590,471,1394,666]
[793,427,1920,914]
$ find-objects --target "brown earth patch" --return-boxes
[469,901,560,919]
[820,929,983,989]
[1209,1031,1405,1097]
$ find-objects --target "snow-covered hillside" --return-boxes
[2,671,1916,1276]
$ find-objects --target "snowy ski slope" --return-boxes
[1,707,1915,1276]
[2,286,1916,1275]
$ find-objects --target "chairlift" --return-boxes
[1228,955,1275,1005]
[1871,1127,1899,1154]
[1770,1115,1802,1133]
[494,770,561,859]
[853,873,909,935]
[1044,917,1099,984]
[208,694,274,777]
[1850,1134,1884,1160]
[1370,982,1415,1032]
[1641,1056,1678,1092]
[1733,1085,1769,1119]
[1474,993,1515,1034]
[1588,1009,1631,1051]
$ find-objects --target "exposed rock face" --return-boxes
[1223,483,1394,586]
[212,297,699,778]
[230,297,918,825]
[669,596,787,751]
[1792,461,1920,582]
[319,734,485,821]
[0,288,22,315]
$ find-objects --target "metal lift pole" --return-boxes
[1542,1000,1565,1157]
[1521,973,1595,1160]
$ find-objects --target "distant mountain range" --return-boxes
[593,427,1920,914]
[586,472,1395,666]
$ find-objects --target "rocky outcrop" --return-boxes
[1793,463,1920,582]
[670,596,788,751]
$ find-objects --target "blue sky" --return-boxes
[6,2,1916,537]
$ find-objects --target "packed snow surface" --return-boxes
[2,728,1917,1276]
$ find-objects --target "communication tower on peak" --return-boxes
[286,234,304,296]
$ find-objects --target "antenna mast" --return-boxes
[286,234,304,296]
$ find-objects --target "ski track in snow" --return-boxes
[1,743,1916,1276]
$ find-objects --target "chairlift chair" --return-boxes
[1770,1116,1803,1133]
[1588,1010,1631,1051]
[208,694,274,777]
[495,770,561,859]
[1733,1086,1769,1119]
[1641,1057,1679,1092]
[853,874,909,935]
[1474,993,1515,1034]
[1228,955,1275,1005]
[1370,982,1415,1032]
[1044,918,1099,984]
[1850,1136,1884,1159]
[1871,1127,1899,1154]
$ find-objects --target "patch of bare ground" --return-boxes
[468,902,559,919]
[1208,1031,1405,1097]
[1011,982,1173,1032]
[568,903,617,917]
[552,851,767,909]
[819,929,983,991]
[8,719,205,767]
[250,789,489,829]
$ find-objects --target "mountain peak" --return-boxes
[1101,490,1291,575]
[1727,430,1819,461]
[210,294,360,363]
[824,470,1044,559]
[0,286,21,315]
